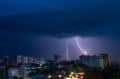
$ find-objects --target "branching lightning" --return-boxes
[65,37,87,60]
[74,37,87,55]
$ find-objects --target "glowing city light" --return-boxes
[58,75,62,78]
[65,77,71,79]
[48,75,52,78]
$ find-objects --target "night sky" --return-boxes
[0,0,120,61]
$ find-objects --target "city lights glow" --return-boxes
[58,75,62,78]
[48,75,51,78]
[65,77,71,79]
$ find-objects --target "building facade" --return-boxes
[54,55,61,63]
[17,55,36,65]
[79,55,99,68]
[17,55,23,65]
[99,53,111,69]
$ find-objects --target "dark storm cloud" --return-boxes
[0,13,100,36]
[0,0,11,9]
[0,0,120,37]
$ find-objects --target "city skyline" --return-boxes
[0,0,120,62]
[0,0,120,79]
[0,36,119,62]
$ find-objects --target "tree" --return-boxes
[71,67,84,73]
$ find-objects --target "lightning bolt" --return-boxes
[65,37,87,60]
[66,42,69,60]
[74,37,87,55]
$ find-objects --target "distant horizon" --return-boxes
[0,53,119,62]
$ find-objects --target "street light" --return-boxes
[58,75,62,78]
[65,77,71,79]
[48,75,52,78]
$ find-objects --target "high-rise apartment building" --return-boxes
[54,55,61,63]
[79,55,99,68]
[17,55,23,65]
[3,56,10,67]
[99,53,110,69]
